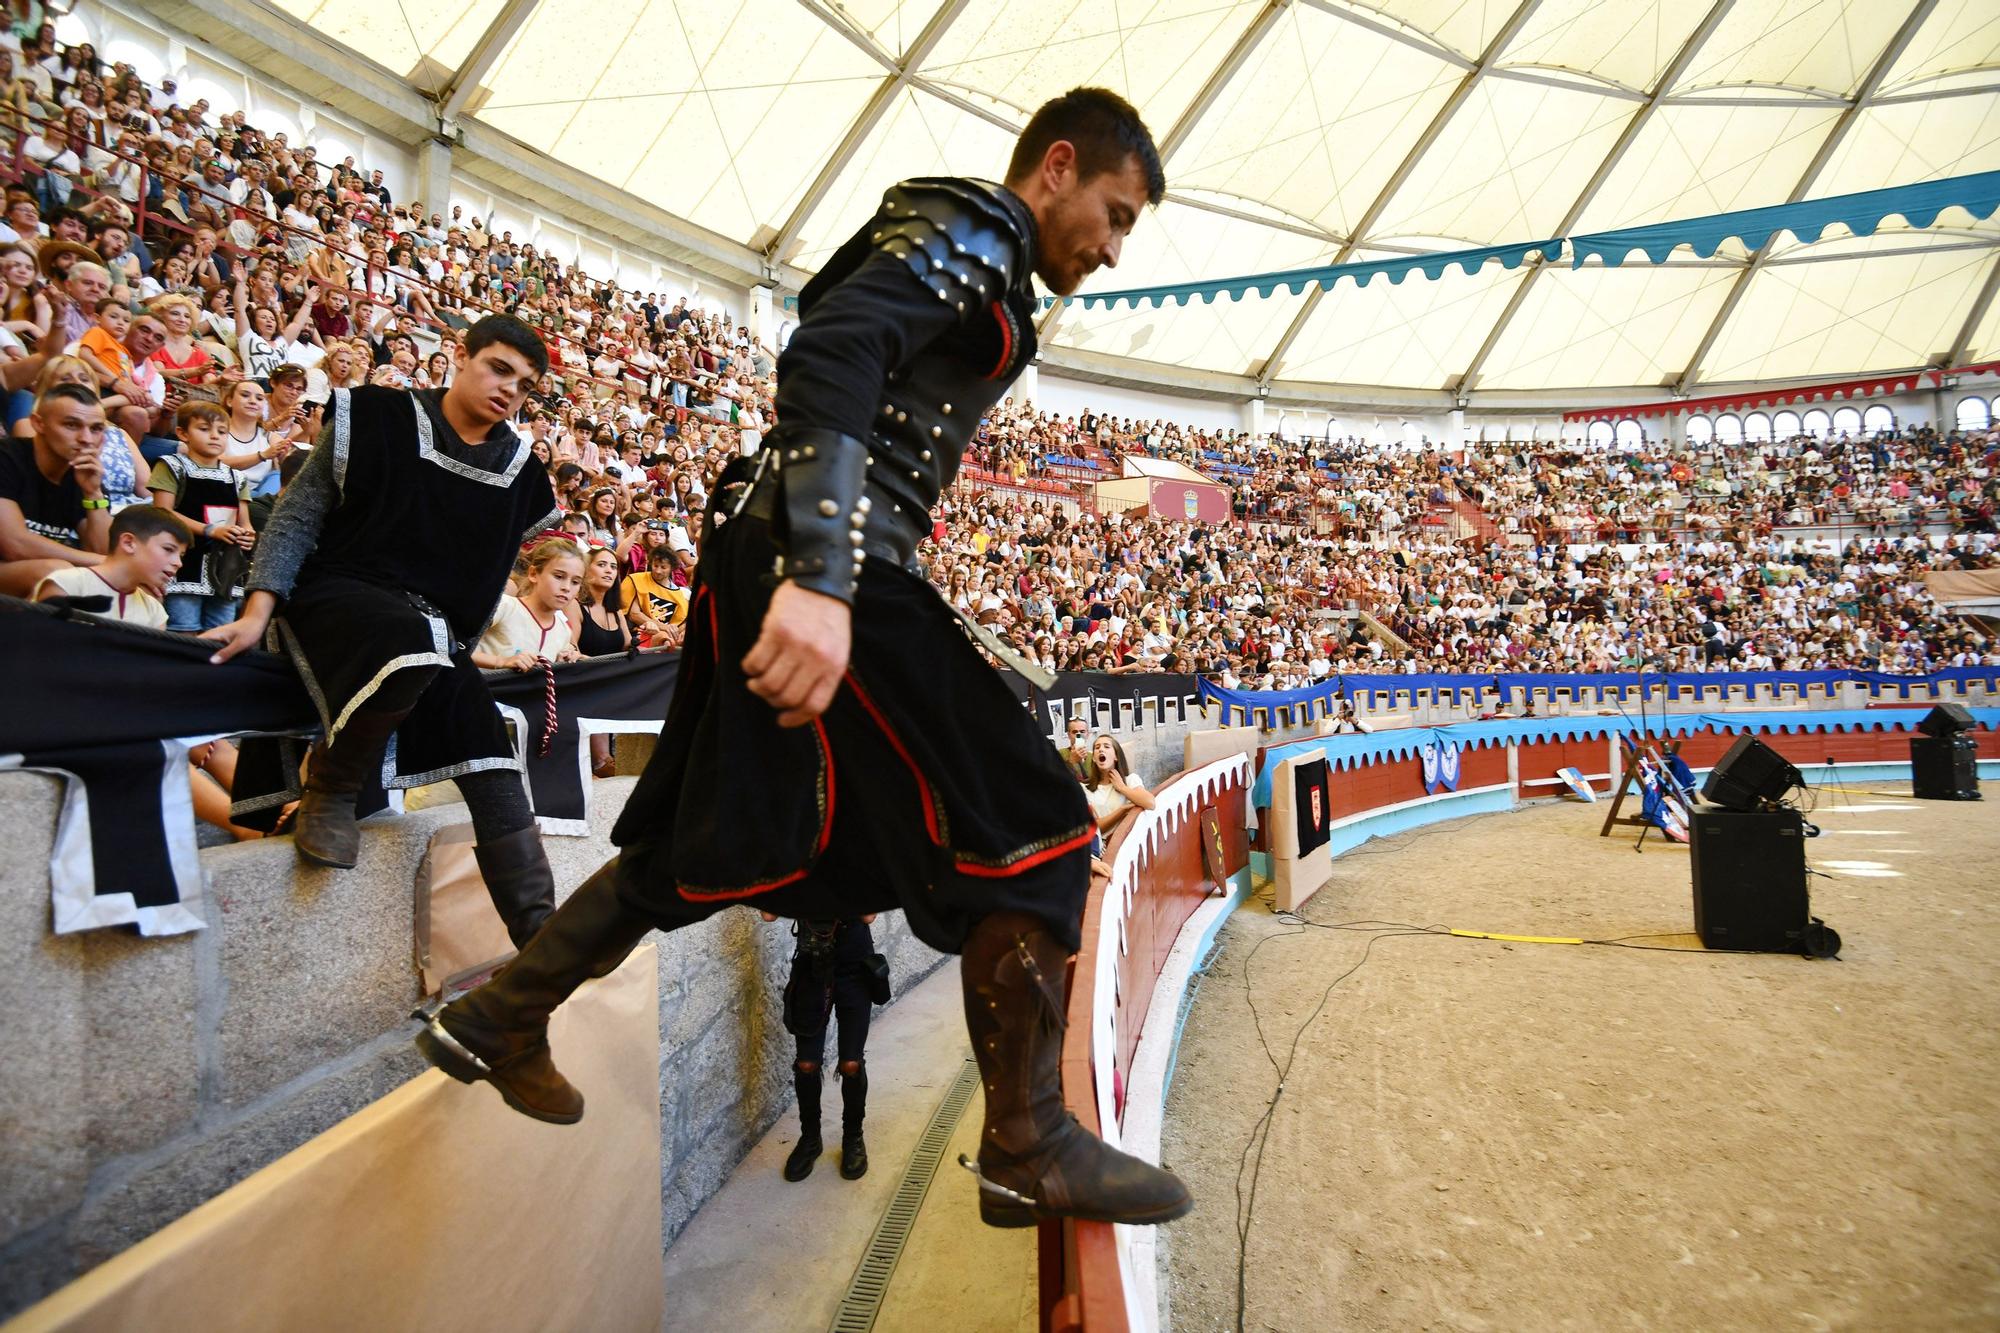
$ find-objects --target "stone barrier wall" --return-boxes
[0,772,947,1320]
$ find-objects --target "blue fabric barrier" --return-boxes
[1246,708,2000,808]
[1198,668,2000,725]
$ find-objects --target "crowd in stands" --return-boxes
[1,11,1996,711]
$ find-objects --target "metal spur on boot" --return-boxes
[957,1154,1042,1228]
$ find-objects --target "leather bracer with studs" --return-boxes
[771,425,872,605]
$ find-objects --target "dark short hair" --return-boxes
[464,314,549,377]
[36,382,100,414]
[110,504,187,549]
[1006,87,1164,205]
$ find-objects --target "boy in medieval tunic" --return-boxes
[202,316,563,947]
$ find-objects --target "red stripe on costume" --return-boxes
[703,589,719,664]
[677,866,811,902]
[845,669,944,846]
[674,711,837,903]
[812,717,836,855]
[955,827,1096,878]
[984,301,1013,380]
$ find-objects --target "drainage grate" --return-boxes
[829,1057,982,1333]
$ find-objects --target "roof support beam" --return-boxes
[1158,0,1293,161]
[1296,0,1474,70]
[1673,0,1940,394]
[1452,0,1737,394]
[766,0,977,266]
[1945,252,2000,368]
[1254,0,1546,386]
[435,0,542,122]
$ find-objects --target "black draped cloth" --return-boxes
[611,514,1095,954]
[2,598,675,936]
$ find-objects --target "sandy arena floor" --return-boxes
[1161,785,2000,1331]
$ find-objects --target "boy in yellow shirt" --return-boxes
[618,544,689,647]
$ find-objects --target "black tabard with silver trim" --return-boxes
[293,387,555,645]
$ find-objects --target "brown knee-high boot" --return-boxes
[473,826,556,948]
[958,911,1193,1228]
[415,859,653,1124]
[293,706,408,869]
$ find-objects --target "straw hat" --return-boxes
[37,240,104,280]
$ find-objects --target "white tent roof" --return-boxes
[276,0,2000,397]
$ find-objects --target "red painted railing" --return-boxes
[1042,755,1252,1332]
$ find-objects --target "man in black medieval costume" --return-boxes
[202,316,563,948]
[417,89,1192,1228]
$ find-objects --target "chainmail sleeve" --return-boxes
[244,426,336,604]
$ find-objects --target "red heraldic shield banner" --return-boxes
[1294,756,1332,856]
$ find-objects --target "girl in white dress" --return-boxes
[475,539,585,670]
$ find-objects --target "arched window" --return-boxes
[1773,410,1802,438]
[1715,413,1743,445]
[1586,421,1614,446]
[104,40,166,84]
[1744,412,1772,442]
[1685,414,1714,445]
[178,77,241,117]
[1831,406,1862,437]
[1614,418,1643,448]
[1862,404,1894,435]
[1802,408,1831,438]
[1956,396,1991,431]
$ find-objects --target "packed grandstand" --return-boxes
[5,5,2000,1333]
[0,4,1992,690]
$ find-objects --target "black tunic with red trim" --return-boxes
[611,178,1096,952]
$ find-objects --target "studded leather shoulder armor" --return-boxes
[870,178,1035,323]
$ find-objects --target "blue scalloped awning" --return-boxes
[1568,169,2000,267]
[1043,239,1559,311]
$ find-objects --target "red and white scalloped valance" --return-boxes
[1563,362,2000,424]
[1564,372,1924,424]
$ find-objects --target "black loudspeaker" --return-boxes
[1701,735,1803,811]
[1689,807,1835,955]
[1917,702,1974,737]
[1910,735,1981,800]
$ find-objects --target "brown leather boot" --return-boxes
[293,707,407,869]
[474,826,556,949]
[415,860,653,1124]
[958,912,1193,1229]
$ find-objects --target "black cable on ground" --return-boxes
[1225,901,1743,1328]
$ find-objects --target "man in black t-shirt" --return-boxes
[0,384,111,597]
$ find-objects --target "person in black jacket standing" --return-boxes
[772,912,880,1182]
[419,89,1191,1229]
